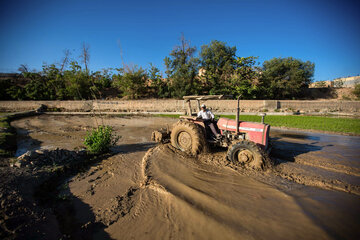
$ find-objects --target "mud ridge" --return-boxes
[98,187,139,226]
[274,167,360,196]
[295,158,360,177]
[97,145,171,227]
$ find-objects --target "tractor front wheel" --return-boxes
[227,140,265,170]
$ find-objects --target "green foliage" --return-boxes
[6,85,26,100]
[165,35,200,98]
[1,40,319,100]
[62,61,91,100]
[113,65,148,99]
[259,57,315,99]
[92,69,112,89]
[231,56,260,99]
[84,125,120,154]
[23,72,54,100]
[199,40,237,95]
[148,64,170,98]
[1,61,115,101]
[353,84,360,99]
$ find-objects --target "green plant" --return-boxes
[113,65,148,99]
[84,125,120,154]
[353,83,360,99]
[260,57,315,99]
[342,95,351,100]
[164,34,200,98]
[199,40,236,95]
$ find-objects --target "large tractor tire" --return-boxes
[227,140,265,170]
[170,121,205,156]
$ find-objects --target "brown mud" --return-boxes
[1,115,360,239]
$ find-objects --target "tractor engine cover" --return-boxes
[217,118,270,149]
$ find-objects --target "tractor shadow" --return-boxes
[270,133,333,164]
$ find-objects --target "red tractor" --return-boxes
[152,95,271,170]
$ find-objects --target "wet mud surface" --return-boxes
[1,115,360,239]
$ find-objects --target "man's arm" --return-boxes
[209,111,215,120]
[197,111,202,118]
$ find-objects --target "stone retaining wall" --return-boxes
[0,99,359,113]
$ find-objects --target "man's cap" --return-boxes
[201,104,206,108]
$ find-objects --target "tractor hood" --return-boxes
[217,118,270,149]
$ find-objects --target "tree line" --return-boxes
[0,36,315,100]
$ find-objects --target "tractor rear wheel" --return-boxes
[170,121,205,155]
[227,140,265,170]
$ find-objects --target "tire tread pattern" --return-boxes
[227,140,265,170]
[170,121,205,156]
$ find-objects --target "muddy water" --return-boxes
[11,115,360,239]
[271,130,360,195]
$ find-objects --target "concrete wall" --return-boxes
[0,99,359,113]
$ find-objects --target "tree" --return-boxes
[113,65,147,99]
[164,34,199,98]
[199,40,237,94]
[63,61,92,100]
[231,56,260,99]
[79,42,90,72]
[41,63,66,99]
[148,64,169,98]
[60,49,71,72]
[18,64,29,73]
[259,57,315,99]
[23,71,54,100]
[353,83,360,99]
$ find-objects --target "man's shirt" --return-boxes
[197,109,214,120]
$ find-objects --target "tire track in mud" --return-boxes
[98,140,360,231]
[95,146,168,227]
[199,145,360,196]
[96,144,336,239]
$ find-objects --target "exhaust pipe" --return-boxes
[236,95,241,135]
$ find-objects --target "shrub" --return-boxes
[353,84,360,99]
[84,125,119,154]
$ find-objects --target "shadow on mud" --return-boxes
[112,142,156,154]
[276,133,321,141]
[34,152,114,239]
[32,142,159,238]
[270,138,324,164]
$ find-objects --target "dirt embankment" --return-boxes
[1,115,360,239]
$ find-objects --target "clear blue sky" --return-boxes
[0,0,359,81]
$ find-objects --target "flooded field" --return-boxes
[5,114,360,239]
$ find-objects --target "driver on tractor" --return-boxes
[197,104,221,140]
